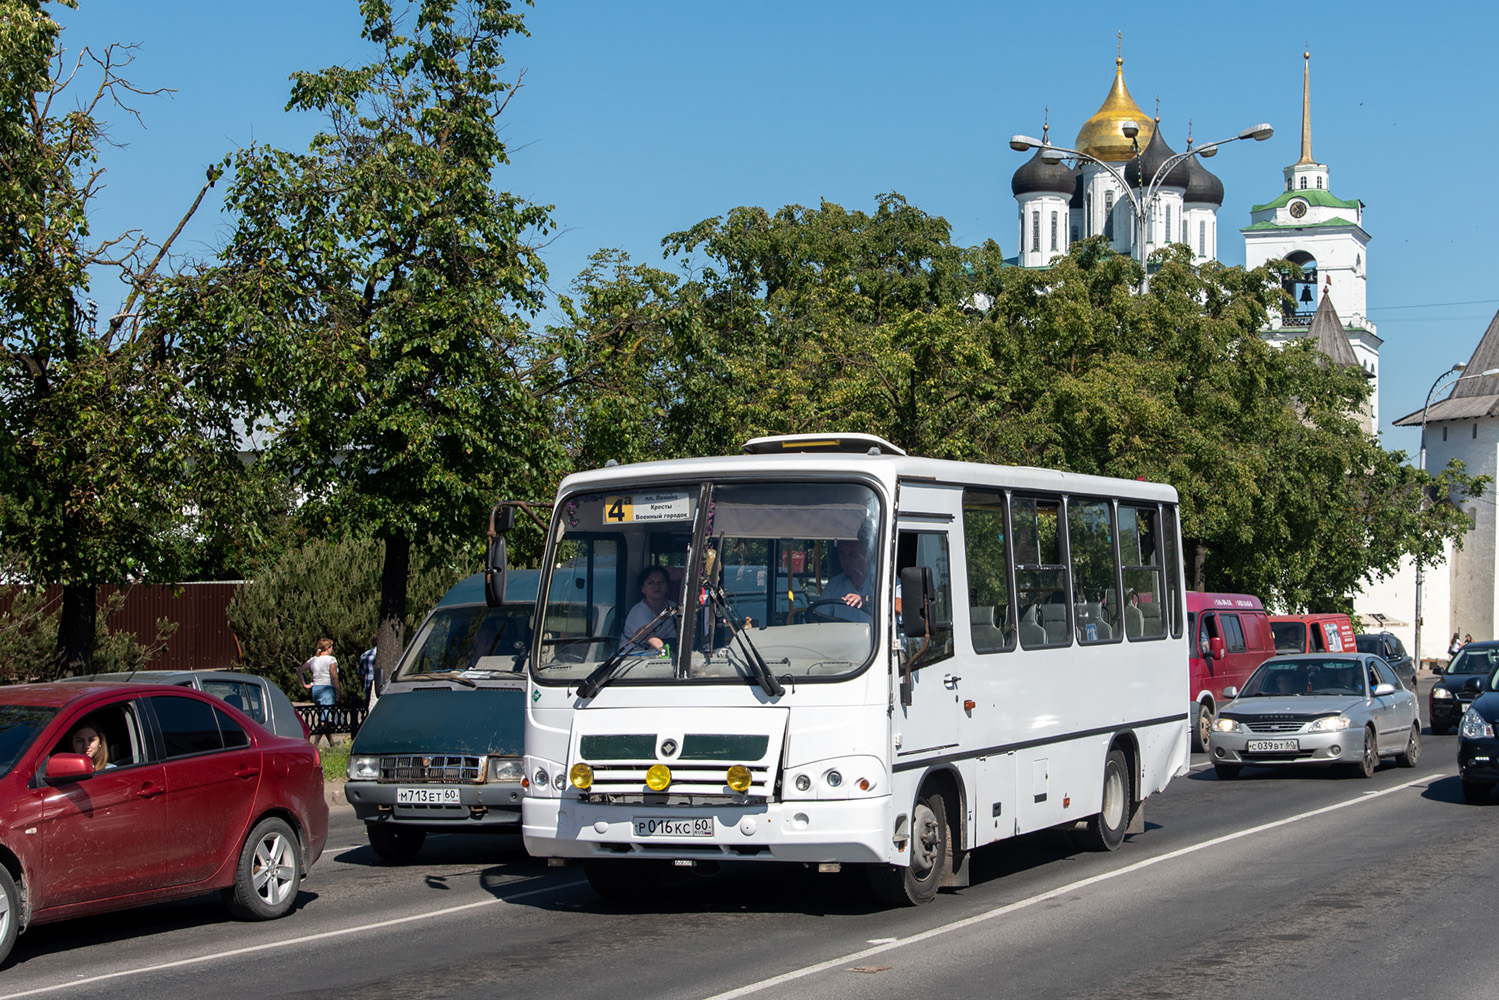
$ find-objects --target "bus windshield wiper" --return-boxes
[701,554,783,698]
[576,604,678,699]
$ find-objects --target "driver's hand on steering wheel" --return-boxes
[841,593,863,608]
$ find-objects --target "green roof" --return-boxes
[1241,216,1364,233]
[1249,189,1361,213]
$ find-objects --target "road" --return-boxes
[0,679,1490,1000]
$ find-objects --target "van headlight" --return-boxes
[347,755,380,781]
[489,757,524,782]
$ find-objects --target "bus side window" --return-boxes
[897,530,954,669]
[962,489,1015,654]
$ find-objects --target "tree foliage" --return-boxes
[553,200,1484,613]
[0,0,238,673]
[209,0,564,672]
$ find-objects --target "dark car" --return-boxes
[1431,641,1499,735]
[1354,632,1417,692]
[1456,668,1499,802]
[0,682,328,965]
[345,571,537,862]
[67,669,308,740]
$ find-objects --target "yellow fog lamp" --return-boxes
[569,763,594,790]
[725,765,753,792]
[645,764,673,791]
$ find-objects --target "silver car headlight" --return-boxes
[489,757,524,782]
[1306,716,1352,732]
[347,755,380,781]
[1214,718,1242,733]
[1461,709,1495,740]
[1432,688,1454,700]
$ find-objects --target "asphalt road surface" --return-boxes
[1,676,1489,1000]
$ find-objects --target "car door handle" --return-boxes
[234,766,261,780]
[136,783,165,799]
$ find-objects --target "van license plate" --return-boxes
[397,786,461,805]
[1247,739,1299,753]
[634,817,713,838]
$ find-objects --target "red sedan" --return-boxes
[0,682,328,965]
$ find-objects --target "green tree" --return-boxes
[212,0,565,676]
[0,1,236,675]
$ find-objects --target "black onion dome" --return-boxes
[1124,126,1190,189]
[1182,151,1224,206]
[1011,148,1077,198]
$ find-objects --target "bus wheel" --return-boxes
[869,792,947,907]
[584,860,665,901]
[1193,703,1212,754]
[1078,748,1131,852]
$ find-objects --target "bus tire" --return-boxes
[869,791,947,907]
[584,860,665,900]
[1078,748,1131,852]
[1193,703,1212,754]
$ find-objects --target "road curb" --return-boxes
[326,779,348,808]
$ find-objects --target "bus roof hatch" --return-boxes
[741,433,906,456]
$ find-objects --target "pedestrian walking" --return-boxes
[359,635,377,699]
[297,638,340,731]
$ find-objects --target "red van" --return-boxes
[1186,593,1275,752]
[1268,613,1357,656]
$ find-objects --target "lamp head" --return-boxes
[1240,123,1274,141]
[1120,119,1140,140]
[1481,368,1499,377]
[1198,146,1218,158]
[1009,135,1040,152]
[1039,146,1067,165]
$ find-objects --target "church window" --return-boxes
[1085,193,1093,236]
[1072,223,1080,242]
[1316,177,1323,189]
[1103,191,1115,241]
[1475,424,1479,439]
[1166,206,1172,243]
[1032,212,1040,255]
[1199,220,1206,256]
[1443,427,1448,442]
[1050,211,1058,251]
[1299,176,1307,189]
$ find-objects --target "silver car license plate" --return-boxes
[634,816,713,838]
[396,786,461,805]
[1247,739,1299,753]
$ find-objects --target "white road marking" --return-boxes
[696,774,1432,1000]
[0,878,588,999]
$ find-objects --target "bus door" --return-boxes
[892,512,964,769]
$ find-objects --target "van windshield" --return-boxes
[1270,621,1306,654]
[533,480,882,686]
[396,606,532,679]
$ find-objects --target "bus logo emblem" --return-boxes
[660,739,678,758]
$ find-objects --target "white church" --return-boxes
[1010,50,1492,665]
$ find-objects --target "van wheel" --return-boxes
[869,791,948,906]
[367,824,426,863]
[1193,703,1212,754]
[1078,749,1131,852]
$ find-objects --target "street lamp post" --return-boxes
[1009,122,1273,291]
[1415,364,1499,670]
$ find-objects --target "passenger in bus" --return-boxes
[619,566,679,655]
[824,529,875,621]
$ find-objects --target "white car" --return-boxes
[1208,653,1421,779]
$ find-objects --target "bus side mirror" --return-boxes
[900,566,934,641]
[485,505,515,608]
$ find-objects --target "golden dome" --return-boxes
[1074,58,1153,162]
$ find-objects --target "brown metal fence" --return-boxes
[0,582,243,670]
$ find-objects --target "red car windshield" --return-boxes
[0,705,60,776]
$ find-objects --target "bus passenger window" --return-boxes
[897,530,954,669]
[962,490,1015,654]
[1013,496,1069,649]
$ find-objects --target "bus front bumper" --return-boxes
[522,796,893,864]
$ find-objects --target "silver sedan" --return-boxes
[1208,653,1421,779]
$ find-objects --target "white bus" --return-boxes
[498,433,1189,905]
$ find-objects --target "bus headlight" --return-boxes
[646,764,672,791]
[569,763,594,790]
[726,765,752,792]
[825,769,843,788]
[795,774,811,791]
[347,755,380,781]
[490,758,524,782]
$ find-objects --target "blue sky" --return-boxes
[54,0,1499,452]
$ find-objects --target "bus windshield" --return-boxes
[533,480,882,686]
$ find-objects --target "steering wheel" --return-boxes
[805,597,872,623]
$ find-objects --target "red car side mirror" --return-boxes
[1209,636,1227,661]
[45,753,95,782]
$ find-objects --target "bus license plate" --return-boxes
[634,817,713,838]
[1247,739,1299,753]
[396,786,461,805]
